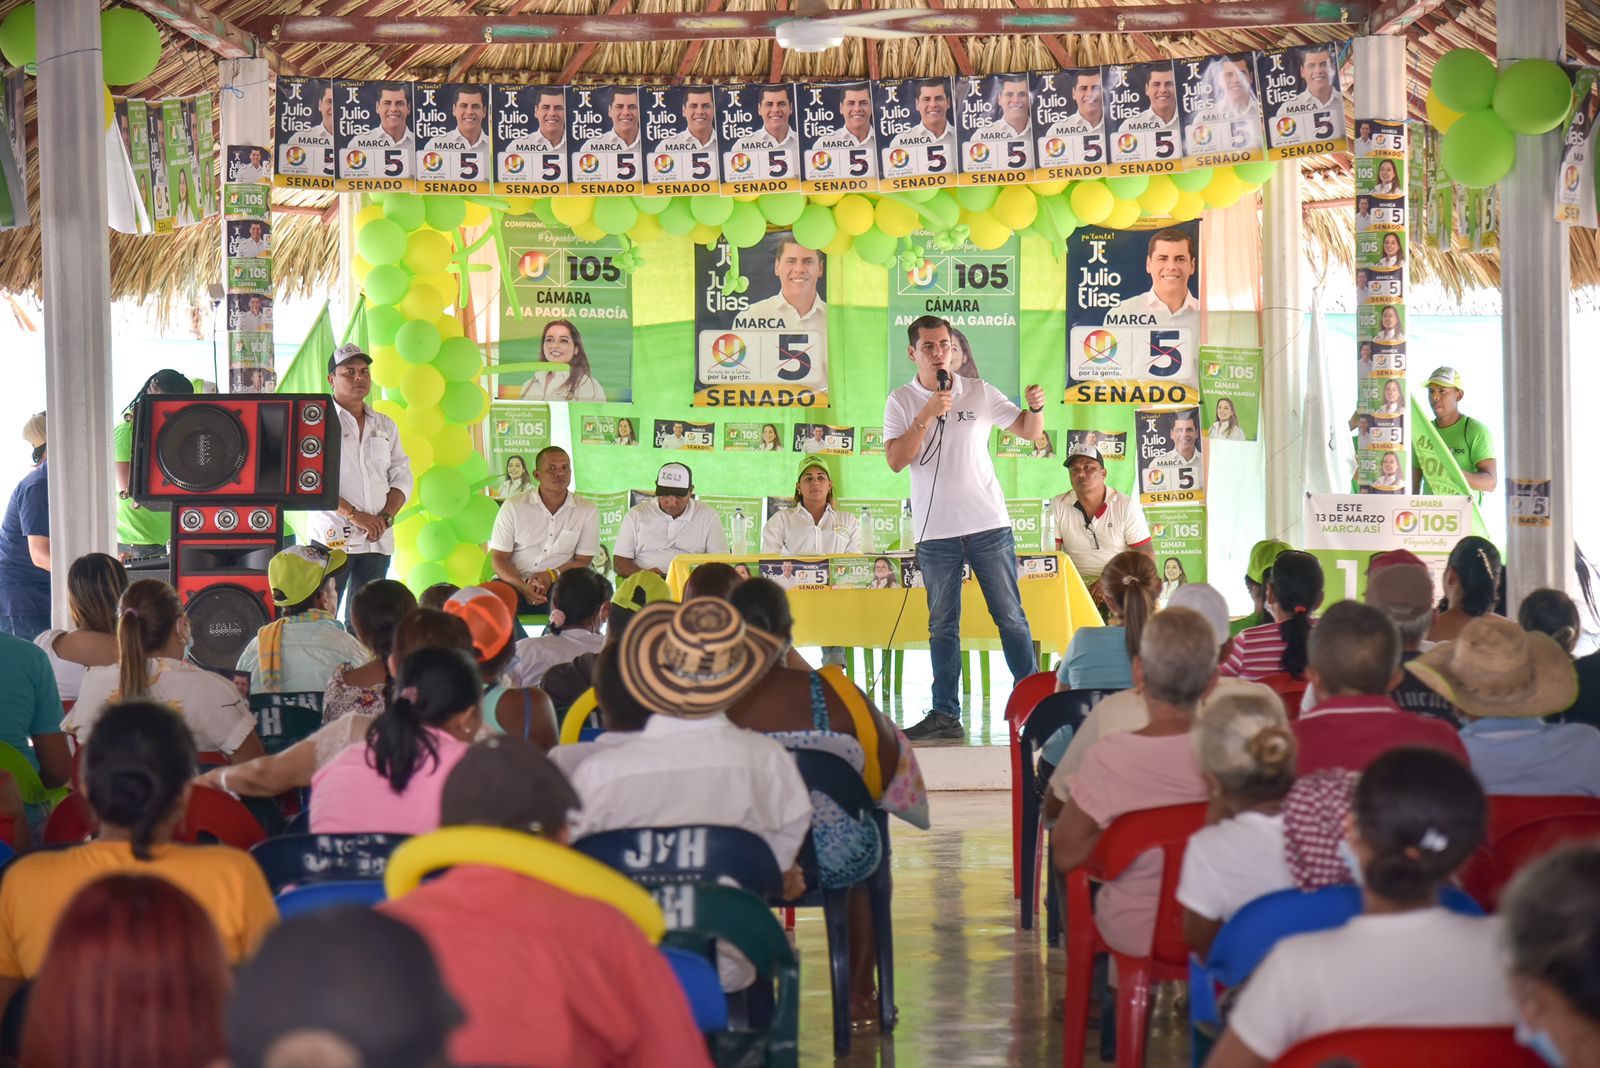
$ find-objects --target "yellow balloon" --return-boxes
[993,186,1039,231]
[356,203,386,229]
[688,222,721,245]
[434,314,465,341]
[1171,190,1206,221]
[103,86,114,132]
[372,398,406,423]
[733,193,760,203]
[1425,87,1464,134]
[351,256,374,283]
[1069,181,1114,225]
[502,196,535,215]
[401,363,446,409]
[822,228,854,256]
[1201,169,1246,206]
[874,197,919,238]
[429,424,473,467]
[369,346,403,389]
[833,194,875,236]
[444,543,487,586]
[403,229,453,276]
[1032,179,1069,197]
[809,192,845,207]
[966,213,1011,251]
[462,201,491,227]
[417,271,457,299]
[401,283,448,321]
[628,211,663,242]
[404,434,435,472]
[551,196,597,227]
[1105,197,1141,229]
[571,220,605,241]
[1137,175,1180,217]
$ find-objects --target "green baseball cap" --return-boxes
[611,570,675,611]
[268,544,348,607]
[1426,366,1463,391]
[1245,539,1292,584]
[796,454,836,480]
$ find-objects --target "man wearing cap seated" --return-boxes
[235,545,368,697]
[1363,556,1456,723]
[312,343,414,623]
[1048,442,1153,598]
[612,463,729,578]
[1414,365,1496,504]
[488,446,599,613]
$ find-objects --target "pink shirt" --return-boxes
[309,728,471,834]
[1065,731,1207,956]
[1221,619,1310,680]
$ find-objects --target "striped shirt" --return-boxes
[1221,619,1311,680]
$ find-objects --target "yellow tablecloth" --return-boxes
[666,552,1100,655]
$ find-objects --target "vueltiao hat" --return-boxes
[617,597,782,717]
[1406,616,1577,719]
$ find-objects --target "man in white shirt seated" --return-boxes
[488,446,600,613]
[1048,442,1153,596]
[613,462,729,577]
[234,545,369,697]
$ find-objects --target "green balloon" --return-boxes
[1432,48,1497,114]
[532,197,561,228]
[406,561,451,595]
[791,203,837,250]
[1440,109,1516,188]
[902,187,939,204]
[633,195,671,216]
[457,451,490,486]
[395,319,442,365]
[416,519,456,562]
[366,303,405,346]
[954,186,999,212]
[1171,168,1214,193]
[722,201,767,247]
[363,264,411,307]
[690,196,734,226]
[918,190,961,230]
[100,7,161,86]
[659,198,697,235]
[1233,161,1276,185]
[424,196,467,232]
[1493,59,1573,135]
[593,197,639,234]
[853,227,896,266]
[440,381,485,424]
[357,219,407,266]
[758,192,806,226]
[0,6,36,70]
[419,467,470,519]
[434,336,483,382]
[1105,176,1150,199]
[449,493,499,543]
[383,192,426,232]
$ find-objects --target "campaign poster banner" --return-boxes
[717,82,800,195]
[162,98,206,228]
[494,84,568,196]
[799,81,877,194]
[1135,405,1205,505]
[496,216,633,402]
[1178,52,1265,168]
[887,231,1022,401]
[654,419,715,450]
[1148,505,1207,602]
[0,72,28,229]
[643,84,720,195]
[1019,554,1061,581]
[694,231,829,407]
[1065,223,1201,406]
[486,403,551,501]
[874,77,957,191]
[838,499,904,554]
[1066,428,1128,461]
[724,421,787,452]
[698,494,763,555]
[414,83,492,193]
[1006,498,1046,551]
[335,81,415,192]
[996,428,1055,459]
[566,84,644,195]
[195,94,217,221]
[146,106,174,230]
[831,557,876,589]
[1257,43,1347,161]
[577,413,642,448]
[116,99,154,230]
[792,423,854,454]
[1555,67,1597,227]
[761,558,830,589]
[1106,61,1182,175]
[1030,68,1109,180]
[1509,479,1553,528]
[955,73,1035,184]
[1198,345,1261,442]
[1303,492,1473,556]
[274,76,335,189]
[859,426,887,456]
[585,489,632,577]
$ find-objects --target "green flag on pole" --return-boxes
[1409,394,1489,538]
[276,300,336,395]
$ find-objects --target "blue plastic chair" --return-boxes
[573,826,785,901]
[274,879,387,917]
[660,945,730,1033]
[1016,689,1108,941]
[249,833,409,894]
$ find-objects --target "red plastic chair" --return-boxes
[1005,671,1060,901]
[1062,802,1206,1068]
[1270,1026,1540,1067]
[176,786,266,850]
[1256,673,1308,721]
[1465,812,1600,911]
[1486,794,1600,847]
[195,751,231,768]
[43,792,96,845]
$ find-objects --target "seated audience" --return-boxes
[34,552,126,703]
[0,629,69,790]
[683,560,742,602]
[1049,607,1216,960]
[541,570,674,718]
[1231,540,1289,638]
[570,598,810,901]
[1281,767,1361,890]
[322,579,416,724]
[382,736,711,1067]
[1520,587,1586,720]
[1295,601,1468,774]
[1408,616,1594,796]
[1427,535,1506,642]
[1365,561,1456,723]
[1203,747,1512,1067]
[548,643,651,778]
[1179,689,1298,957]
[1502,844,1600,1068]
[418,582,460,610]
[508,569,610,688]
[1058,551,1160,693]
[235,546,369,696]
[0,701,277,998]
[199,609,472,800]
[444,587,556,747]
[20,873,229,1068]
[309,646,481,834]
[229,909,462,1068]
[69,580,265,763]
[1222,549,1323,680]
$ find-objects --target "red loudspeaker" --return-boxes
[129,394,340,509]
[171,504,283,674]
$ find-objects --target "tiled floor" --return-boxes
[809,647,1015,747]
[789,792,1192,1067]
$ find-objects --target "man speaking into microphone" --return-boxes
[885,314,1047,741]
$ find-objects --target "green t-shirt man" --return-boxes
[114,371,197,551]
[1417,366,1496,504]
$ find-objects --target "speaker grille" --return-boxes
[154,405,249,493]
[184,584,270,674]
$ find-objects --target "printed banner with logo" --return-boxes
[1302,492,1464,604]
[114,92,218,234]
[486,403,551,500]
[1354,115,1408,494]
[221,59,273,391]
[1556,66,1597,227]
[1198,345,1262,442]
[587,489,632,579]
[887,231,1021,401]
[1149,504,1208,596]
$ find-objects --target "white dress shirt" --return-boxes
[1048,488,1152,582]
[1104,288,1200,328]
[733,292,827,333]
[761,504,862,555]
[488,491,601,576]
[311,403,414,555]
[613,498,729,573]
[507,627,605,689]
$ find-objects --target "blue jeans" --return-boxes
[917,526,1036,717]
[0,614,51,641]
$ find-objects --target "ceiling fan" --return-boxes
[773,0,929,52]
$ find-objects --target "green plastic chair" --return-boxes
[247,693,325,757]
[0,742,69,808]
[660,882,799,1068]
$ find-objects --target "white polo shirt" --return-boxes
[1047,487,1152,581]
[761,504,862,555]
[310,402,414,555]
[488,491,601,577]
[884,374,1019,543]
[613,497,729,573]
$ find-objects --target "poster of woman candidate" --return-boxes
[886,231,1021,401]
[1030,67,1110,180]
[495,216,634,403]
[694,231,829,408]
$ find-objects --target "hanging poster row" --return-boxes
[111,92,218,235]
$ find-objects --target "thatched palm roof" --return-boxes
[0,0,1597,311]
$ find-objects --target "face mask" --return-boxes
[1337,839,1365,886]
[1516,1018,1566,1068]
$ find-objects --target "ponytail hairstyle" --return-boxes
[730,577,795,646]
[365,646,482,794]
[1519,587,1582,654]
[116,580,186,700]
[84,701,197,860]
[549,569,612,635]
[1100,551,1161,660]
[1268,550,1323,678]
[1353,746,1485,905]
[68,552,129,635]
[350,580,418,671]
[1443,536,1504,618]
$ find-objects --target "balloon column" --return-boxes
[1429,47,1573,188]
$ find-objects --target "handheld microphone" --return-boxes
[936,369,951,423]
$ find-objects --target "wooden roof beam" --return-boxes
[673,0,727,83]
[1009,0,1073,69]
[556,0,634,83]
[923,0,974,77]
[125,0,296,74]
[450,0,544,81]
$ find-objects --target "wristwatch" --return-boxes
[1028,404,1044,414]
[378,511,394,528]
[913,418,928,432]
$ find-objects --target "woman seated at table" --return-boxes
[762,456,861,667]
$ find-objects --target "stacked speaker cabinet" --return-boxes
[129,396,342,674]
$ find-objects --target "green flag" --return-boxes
[1409,394,1489,538]
[340,295,368,351]
[276,300,335,395]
